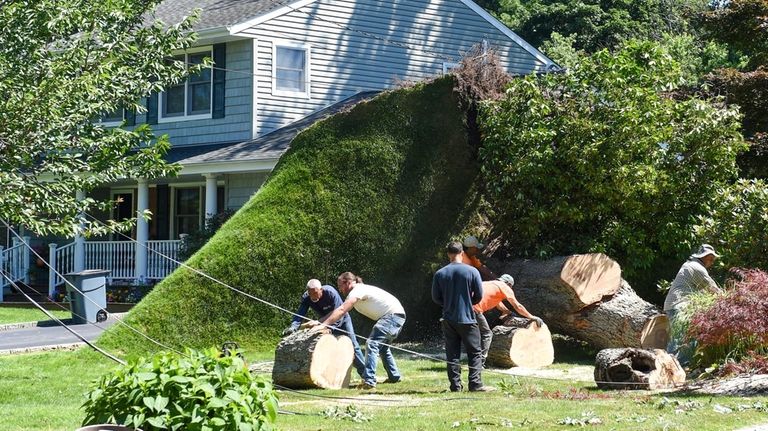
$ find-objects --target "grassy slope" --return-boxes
[100,78,481,355]
[0,307,70,325]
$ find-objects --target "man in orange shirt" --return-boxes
[461,236,497,281]
[473,274,543,366]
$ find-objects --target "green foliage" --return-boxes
[100,78,479,352]
[483,0,708,53]
[539,32,585,69]
[82,348,278,431]
[0,0,203,236]
[660,33,746,84]
[178,209,236,261]
[696,0,768,68]
[694,179,768,271]
[479,40,747,277]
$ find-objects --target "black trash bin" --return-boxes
[65,270,110,324]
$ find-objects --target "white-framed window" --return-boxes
[442,62,460,74]
[159,47,213,122]
[272,41,311,98]
[170,184,226,238]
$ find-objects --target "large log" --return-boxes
[492,254,668,350]
[487,316,554,368]
[594,348,685,390]
[272,328,354,389]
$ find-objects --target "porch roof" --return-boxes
[169,90,380,167]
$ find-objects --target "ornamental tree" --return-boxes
[479,40,747,276]
[0,0,201,236]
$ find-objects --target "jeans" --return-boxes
[333,315,366,378]
[441,319,483,391]
[363,313,405,386]
[475,312,492,365]
[666,308,695,367]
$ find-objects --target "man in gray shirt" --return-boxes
[664,244,723,365]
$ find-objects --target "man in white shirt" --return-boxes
[664,244,723,365]
[310,271,406,389]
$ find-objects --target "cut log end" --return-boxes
[594,348,685,390]
[561,253,622,306]
[487,318,554,369]
[640,314,670,349]
[272,329,354,389]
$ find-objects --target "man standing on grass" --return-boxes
[281,279,366,379]
[664,244,723,366]
[474,274,544,367]
[432,241,494,392]
[309,272,406,389]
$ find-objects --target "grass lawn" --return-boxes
[1,346,768,431]
[0,307,71,325]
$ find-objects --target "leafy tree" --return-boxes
[0,0,201,236]
[482,0,709,53]
[479,41,747,277]
[697,0,768,68]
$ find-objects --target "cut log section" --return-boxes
[486,316,554,368]
[594,348,685,390]
[492,253,668,350]
[272,328,354,389]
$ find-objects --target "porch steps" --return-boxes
[2,283,54,304]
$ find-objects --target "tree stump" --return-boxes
[272,328,354,389]
[594,348,685,390]
[486,316,554,368]
[492,254,669,350]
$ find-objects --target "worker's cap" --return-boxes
[691,244,720,259]
[498,274,514,286]
[463,235,484,249]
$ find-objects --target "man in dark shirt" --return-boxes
[432,241,494,392]
[282,279,365,378]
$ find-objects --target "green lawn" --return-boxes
[0,307,71,325]
[1,347,767,431]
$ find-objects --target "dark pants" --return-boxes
[441,319,483,391]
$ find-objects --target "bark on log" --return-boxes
[487,316,554,368]
[492,254,668,350]
[594,348,685,390]
[272,328,354,389]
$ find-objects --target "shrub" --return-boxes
[82,348,278,430]
[687,268,768,367]
[694,179,768,272]
[479,40,747,278]
[178,209,236,261]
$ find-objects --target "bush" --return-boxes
[82,348,278,430]
[694,179,768,272]
[687,268,768,367]
[479,40,747,278]
[178,209,236,261]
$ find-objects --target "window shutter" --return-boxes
[146,93,158,124]
[124,108,136,126]
[212,43,226,119]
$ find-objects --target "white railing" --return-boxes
[0,236,31,302]
[48,240,181,294]
[147,240,181,280]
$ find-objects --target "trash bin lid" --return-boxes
[64,269,111,277]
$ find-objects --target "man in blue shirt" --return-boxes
[282,279,365,378]
[432,241,494,392]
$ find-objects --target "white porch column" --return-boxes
[73,190,86,272]
[135,178,149,284]
[204,174,219,220]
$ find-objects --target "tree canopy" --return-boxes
[0,0,200,236]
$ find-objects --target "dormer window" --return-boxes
[273,41,310,98]
[159,47,213,122]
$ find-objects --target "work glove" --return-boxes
[532,316,544,328]
[281,324,299,337]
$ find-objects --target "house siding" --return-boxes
[226,172,270,209]
[235,0,546,135]
[137,40,254,146]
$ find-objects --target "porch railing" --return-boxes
[0,236,31,301]
[48,240,182,295]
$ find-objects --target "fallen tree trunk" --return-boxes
[492,254,668,350]
[272,328,354,389]
[594,348,685,390]
[487,316,554,368]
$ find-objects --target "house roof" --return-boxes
[153,0,285,32]
[168,90,380,167]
